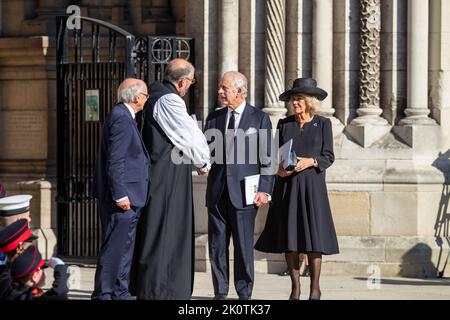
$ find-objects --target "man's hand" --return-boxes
[253,192,269,207]
[197,169,209,176]
[116,198,131,211]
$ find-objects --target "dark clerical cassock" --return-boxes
[130,80,210,300]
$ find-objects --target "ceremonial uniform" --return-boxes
[0,219,37,300]
[8,245,69,300]
[0,195,33,230]
[0,195,33,270]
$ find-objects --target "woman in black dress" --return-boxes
[255,78,339,300]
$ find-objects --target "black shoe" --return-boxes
[239,296,251,300]
[289,292,300,300]
[278,269,290,276]
[214,294,227,300]
[308,291,321,300]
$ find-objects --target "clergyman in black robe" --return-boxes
[130,59,210,300]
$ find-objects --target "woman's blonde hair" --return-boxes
[289,94,321,116]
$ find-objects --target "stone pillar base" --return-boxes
[345,124,391,148]
[393,125,440,155]
[327,116,345,138]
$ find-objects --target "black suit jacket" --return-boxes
[205,104,275,210]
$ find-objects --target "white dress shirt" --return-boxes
[153,93,211,170]
[225,100,246,134]
[225,100,271,202]
[124,103,136,119]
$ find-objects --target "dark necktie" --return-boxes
[226,111,236,161]
[228,111,236,131]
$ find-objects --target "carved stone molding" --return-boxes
[263,0,287,123]
[352,0,387,125]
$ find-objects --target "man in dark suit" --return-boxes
[91,78,150,300]
[205,71,275,300]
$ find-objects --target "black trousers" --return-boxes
[208,186,257,299]
[92,201,141,300]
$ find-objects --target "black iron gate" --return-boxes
[56,16,194,259]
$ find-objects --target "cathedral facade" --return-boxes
[1,0,449,277]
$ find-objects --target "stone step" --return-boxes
[195,234,450,278]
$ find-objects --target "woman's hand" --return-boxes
[294,157,315,172]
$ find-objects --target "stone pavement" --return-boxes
[43,266,450,300]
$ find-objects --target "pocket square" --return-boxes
[245,127,258,135]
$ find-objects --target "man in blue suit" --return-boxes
[205,71,275,300]
[91,78,150,300]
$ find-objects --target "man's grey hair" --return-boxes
[117,79,146,103]
[164,60,195,83]
[224,71,248,99]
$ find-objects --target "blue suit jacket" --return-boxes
[205,104,275,210]
[93,104,150,208]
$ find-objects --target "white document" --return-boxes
[245,174,260,205]
[279,139,293,169]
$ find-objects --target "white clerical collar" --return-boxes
[227,100,246,114]
[124,103,136,119]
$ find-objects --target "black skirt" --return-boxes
[254,168,339,255]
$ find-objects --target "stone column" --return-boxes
[347,0,390,147]
[285,0,312,105]
[429,0,450,148]
[239,0,265,107]
[218,0,239,77]
[352,0,387,125]
[393,0,439,149]
[380,0,407,125]
[186,0,218,121]
[312,0,333,117]
[262,0,287,127]
[333,0,360,125]
[400,0,435,125]
[312,0,343,135]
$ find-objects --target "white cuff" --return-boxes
[115,196,129,203]
[197,162,211,171]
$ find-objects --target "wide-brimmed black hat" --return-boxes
[279,78,328,102]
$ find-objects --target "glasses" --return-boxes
[140,92,149,99]
[184,77,196,85]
